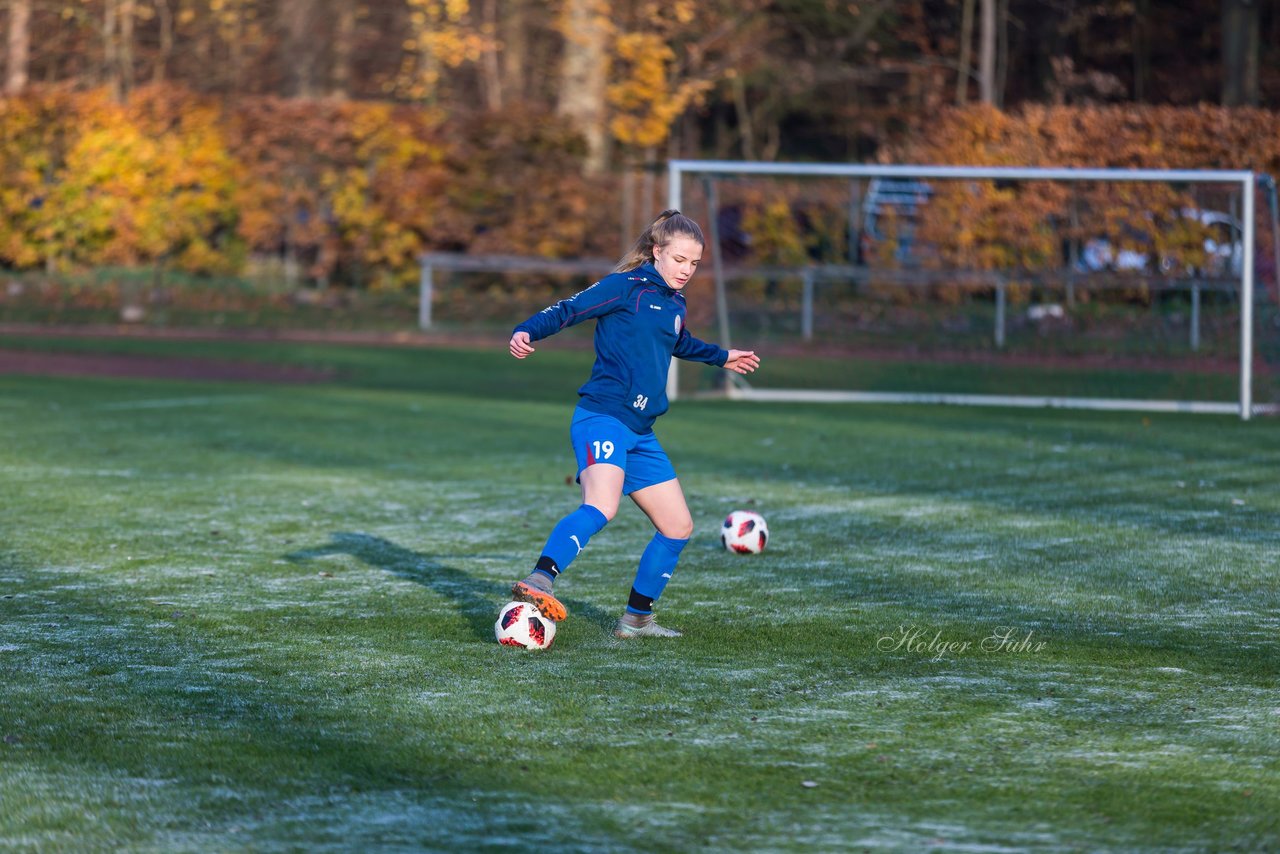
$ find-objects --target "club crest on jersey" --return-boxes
[674,315,683,335]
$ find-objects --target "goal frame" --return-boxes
[666,160,1265,420]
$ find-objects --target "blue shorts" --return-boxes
[570,406,677,496]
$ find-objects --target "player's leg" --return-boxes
[630,476,694,539]
[512,410,630,621]
[614,443,691,638]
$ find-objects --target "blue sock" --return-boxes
[535,504,609,579]
[626,532,688,614]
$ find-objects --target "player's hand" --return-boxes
[723,349,760,375]
[509,331,536,359]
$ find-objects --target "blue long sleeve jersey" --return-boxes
[513,263,728,434]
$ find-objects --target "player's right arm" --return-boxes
[508,275,628,359]
[509,329,536,358]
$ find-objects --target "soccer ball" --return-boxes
[494,601,556,650]
[722,510,768,554]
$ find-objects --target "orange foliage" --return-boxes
[1,86,240,274]
[3,91,1279,292]
[607,32,710,148]
[897,104,1280,279]
[0,84,617,286]
[442,105,615,260]
[225,96,455,288]
[0,87,78,268]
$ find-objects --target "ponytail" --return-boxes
[614,209,706,273]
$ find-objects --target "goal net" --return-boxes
[666,161,1279,420]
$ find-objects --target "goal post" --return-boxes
[666,160,1276,420]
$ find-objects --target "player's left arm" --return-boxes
[722,349,760,375]
[673,329,760,375]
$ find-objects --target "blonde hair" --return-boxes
[614,209,705,273]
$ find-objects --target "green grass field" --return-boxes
[1,334,1278,852]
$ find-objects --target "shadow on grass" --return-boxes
[0,554,550,844]
[284,532,617,637]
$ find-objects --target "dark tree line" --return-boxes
[3,1,1278,164]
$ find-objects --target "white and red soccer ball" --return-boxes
[722,510,769,554]
[494,601,557,650]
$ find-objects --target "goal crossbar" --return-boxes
[667,160,1264,420]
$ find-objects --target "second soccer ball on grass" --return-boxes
[722,510,768,554]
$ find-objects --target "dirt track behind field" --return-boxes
[0,348,337,383]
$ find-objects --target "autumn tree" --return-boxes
[556,0,610,173]
[28,88,242,274]
[1222,0,1260,106]
[393,0,488,104]
[6,0,31,95]
[280,0,320,97]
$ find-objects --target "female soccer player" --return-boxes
[508,210,760,638]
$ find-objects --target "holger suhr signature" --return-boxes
[877,625,1048,661]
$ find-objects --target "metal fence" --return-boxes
[418,251,1240,352]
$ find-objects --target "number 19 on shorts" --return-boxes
[591,440,615,461]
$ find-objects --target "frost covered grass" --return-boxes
[0,335,1277,851]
